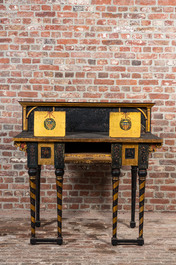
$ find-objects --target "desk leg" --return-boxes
[36,165,41,227]
[55,169,64,245]
[111,168,120,246]
[28,168,37,244]
[137,169,147,246]
[130,166,137,228]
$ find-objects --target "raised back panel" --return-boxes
[27,106,146,133]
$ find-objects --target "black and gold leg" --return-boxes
[36,165,41,227]
[28,168,37,245]
[137,169,147,246]
[55,169,64,245]
[130,166,137,228]
[111,144,122,246]
[110,144,149,246]
[54,143,65,245]
[111,168,120,246]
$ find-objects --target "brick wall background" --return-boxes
[0,0,176,212]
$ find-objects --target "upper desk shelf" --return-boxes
[13,101,162,145]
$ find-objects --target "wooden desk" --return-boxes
[13,102,162,246]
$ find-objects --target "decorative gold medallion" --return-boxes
[120,113,131,131]
[43,112,56,130]
[44,118,56,130]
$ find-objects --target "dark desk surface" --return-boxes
[13,131,162,144]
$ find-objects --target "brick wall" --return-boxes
[0,0,176,212]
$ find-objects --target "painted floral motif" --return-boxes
[14,142,27,152]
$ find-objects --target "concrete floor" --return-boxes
[0,210,176,265]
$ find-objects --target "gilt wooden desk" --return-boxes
[13,102,162,246]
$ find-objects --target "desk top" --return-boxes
[14,131,162,144]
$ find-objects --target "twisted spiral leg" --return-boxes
[111,168,120,246]
[55,168,64,245]
[28,168,37,243]
[138,169,147,246]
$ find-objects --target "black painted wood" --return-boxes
[27,143,38,168]
[138,144,149,169]
[27,106,146,133]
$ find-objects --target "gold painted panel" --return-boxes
[109,112,141,138]
[122,144,138,166]
[34,111,66,137]
[38,143,54,165]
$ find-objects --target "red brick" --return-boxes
[113,0,134,4]
[0,38,12,43]
[148,14,168,19]
[150,199,170,204]
[158,0,176,5]
[53,5,61,11]
[92,0,111,3]
[106,66,126,72]
[36,12,55,17]
[0,58,9,63]
[14,38,34,44]
[80,39,100,45]
[139,80,158,85]
[71,52,91,58]
[57,39,78,44]
[42,5,51,11]
[161,186,176,191]
[39,65,59,71]
[135,0,156,4]
[0,44,8,50]
[94,79,114,85]
[105,93,124,99]
[102,40,123,45]
[127,67,148,72]
[50,52,69,57]
[18,91,38,97]
[3,204,13,209]
[57,12,77,18]
[17,12,34,17]
[0,180,9,188]
[63,5,72,11]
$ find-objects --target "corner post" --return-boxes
[146,107,151,133]
[23,105,28,131]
